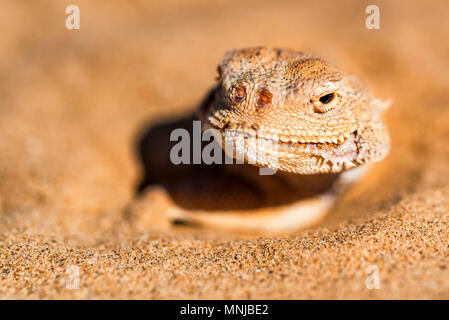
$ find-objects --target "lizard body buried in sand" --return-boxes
[132,47,390,234]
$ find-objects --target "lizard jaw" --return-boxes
[203,117,364,174]
[208,115,355,145]
[223,128,362,173]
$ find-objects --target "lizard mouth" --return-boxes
[203,116,363,173]
[208,117,354,144]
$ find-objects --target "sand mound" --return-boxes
[1,0,448,299]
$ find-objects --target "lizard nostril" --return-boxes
[257,88,272,108]
[231,85,247,104]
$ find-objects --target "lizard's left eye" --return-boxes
[312,91,340,113]
[319,93,335,104]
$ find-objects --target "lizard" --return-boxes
[131,47,390,234]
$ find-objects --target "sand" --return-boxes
[1,0,449,299]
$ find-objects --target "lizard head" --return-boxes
[199,47,390,174]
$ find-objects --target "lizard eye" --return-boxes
[312,91,340,113]
[319,93,335,104]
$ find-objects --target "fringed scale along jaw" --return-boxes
[199,47,391,174]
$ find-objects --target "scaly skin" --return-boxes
[131,47,390,234]
[199,47,390,175]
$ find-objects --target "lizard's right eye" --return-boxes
[231,85,246,103]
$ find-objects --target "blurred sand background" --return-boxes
[1,0,449,299]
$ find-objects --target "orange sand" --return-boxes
[1,0,449,299]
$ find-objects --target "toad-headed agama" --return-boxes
[133,47,391,233]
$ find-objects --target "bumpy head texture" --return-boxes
[200,47,390,174]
